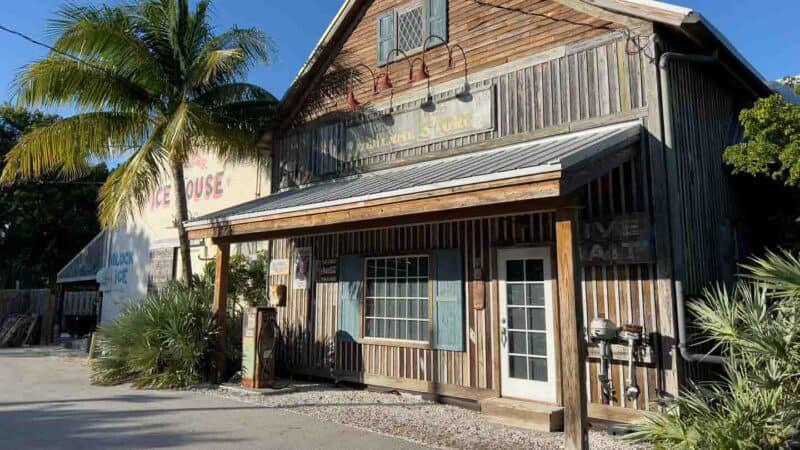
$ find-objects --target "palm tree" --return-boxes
[0,0,278,285]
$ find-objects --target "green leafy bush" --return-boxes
[92,282,218,388]
[628,250,800,449]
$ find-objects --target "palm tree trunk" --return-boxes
[170,159,193,287]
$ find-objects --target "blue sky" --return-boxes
[0,0,798,115]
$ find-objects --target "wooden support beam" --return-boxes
[212,242,230,383]
[556,206,588,450]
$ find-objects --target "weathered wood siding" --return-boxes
[303,0,617,120]
[270,212,557,393]
[666,60,740,295]
[579,158,661,410]
[274,32,649,187]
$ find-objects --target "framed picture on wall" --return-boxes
[293,247,312,290]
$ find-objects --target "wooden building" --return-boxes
[184,0,772,445]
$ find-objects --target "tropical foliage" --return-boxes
[91,251,269,387]
[92,282,218,388]
[628,250,800,449]
[0,105,108,288]
[196,251,269,306]
[724,79,800,186]
[0,0,278,283]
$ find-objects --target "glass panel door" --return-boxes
[498,248,556,402]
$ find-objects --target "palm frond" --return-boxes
[98,125,167,228]
[48,3,165,92]
[1,112,149,183]
[743,249,800,299]
[15,56,154,112]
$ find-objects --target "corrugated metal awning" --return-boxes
[186,121,641,232]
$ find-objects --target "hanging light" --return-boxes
[411,57,428,83]
[346,64,378,111]
[379,48,413,94]
[448,44,471,100]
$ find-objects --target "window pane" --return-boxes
[375,298,385,317]
[365,319,375,336]
[525,260,544,281]
[408,257,419,277]
[397,298,407,318]
[526,284,545,306]
[398,7,424,52]
[529,357,548,382]
[510,355,528,379]
[364,256,430,342]
[509,331,527,354]
[528,332,547,356]
[408,320,419,341]
[508,307,526,329]
[397,321,407,340]
[376,259,385,277]
[507,260,524,281]
[366,298,375,316]
[527,308,546,330]
[507,284,525,305]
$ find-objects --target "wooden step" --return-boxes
[480,397,564,432]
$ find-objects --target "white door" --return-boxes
[498,247,557,403]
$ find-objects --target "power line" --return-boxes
[0,23,110,73]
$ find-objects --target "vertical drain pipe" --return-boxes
[658,50,757,365]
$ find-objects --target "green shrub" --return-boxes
[628,250,800,449]
[92,282,218,388]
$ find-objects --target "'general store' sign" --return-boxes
[345,87,494,157]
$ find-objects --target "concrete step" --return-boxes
[480,397,564,432]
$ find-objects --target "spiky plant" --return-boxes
[0,0,278,284]
[92,282,218,388]
[628,250,800,449]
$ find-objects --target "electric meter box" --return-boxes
[241,306,278,389]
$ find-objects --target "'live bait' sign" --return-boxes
[345,87,494,157]
[580,213,655,265]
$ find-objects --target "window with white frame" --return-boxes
[364,255,430,342]
[377,0,448,65]
[397,2,425,53]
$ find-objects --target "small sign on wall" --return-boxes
[269,259,290,276]
[318,258,338,283]
[293,247,312,290]
[580,213,655,265]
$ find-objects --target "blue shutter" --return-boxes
[432,248,465,351]
[377,11,395,66]
[338,255,361,342]
[426,0,448,49]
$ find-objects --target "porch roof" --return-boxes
[185,121,641,240]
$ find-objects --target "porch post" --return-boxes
[555,206,588,450]
[212,241,230,383]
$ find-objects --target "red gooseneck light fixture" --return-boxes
[346,63,379,110]
[379,48,413,94]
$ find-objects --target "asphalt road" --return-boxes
[0,347,427,450]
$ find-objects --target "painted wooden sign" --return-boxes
[318,258,338,283]
[345,87,494,157]
[580,213,655,265]
[147,247,175,293]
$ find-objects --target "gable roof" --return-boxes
[278,0,772,128]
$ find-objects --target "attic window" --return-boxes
[397,4,424,53]
[377,0,448,66]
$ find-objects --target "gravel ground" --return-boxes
[196,382,642,450]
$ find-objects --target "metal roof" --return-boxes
[186,121,641,228]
